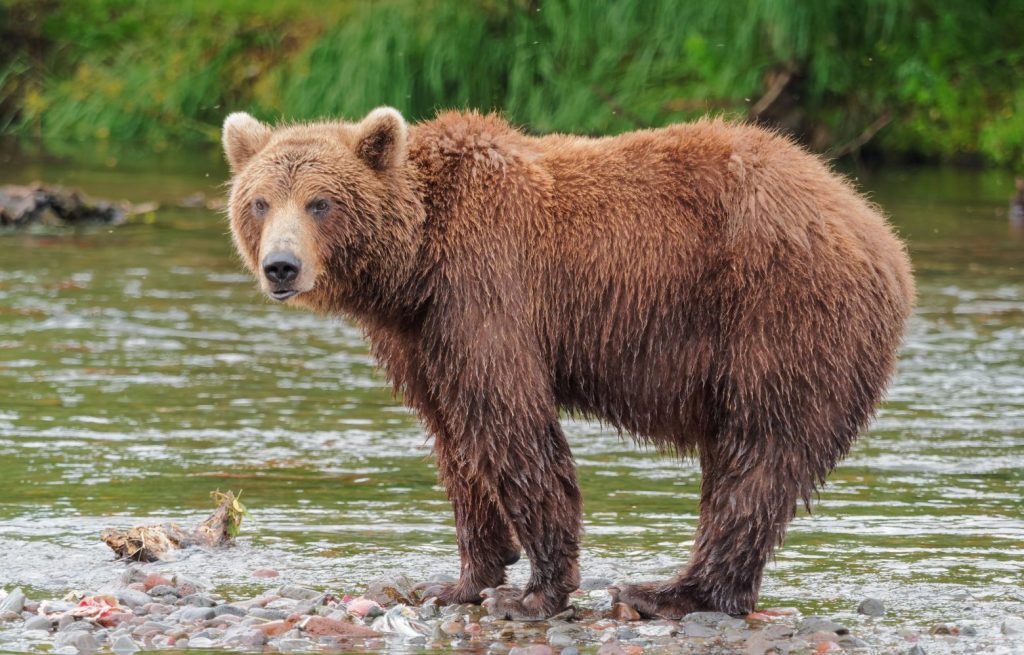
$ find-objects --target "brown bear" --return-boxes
[222,107,914,621]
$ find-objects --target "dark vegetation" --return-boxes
[1,0,1022,167]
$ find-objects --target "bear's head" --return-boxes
[222,108,424,316]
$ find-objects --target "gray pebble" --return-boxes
[613,626,637,640]
[1002,616,1024,635]
[213,604,247,617]
[838,635,871,649]
[60,620,95,633]
[561,648,580,655]
[277,585,321,601]
[55,630,100,653]
[0,587,26,614]
[682,611,732,626]
[248,607,290,620]
[23,615,52,632]
[278,637,316,652]
[146,585,179,598]
[682,622,720,638]
[179,606,216,622]
[857,597,886,617]
[179,593,217,607]
[115,589,151,609]
[905,646,926,655]
[798,616,849,636]
[111,635,139,654]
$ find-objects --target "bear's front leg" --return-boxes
[416,440,521,604]
[424,320,582,620]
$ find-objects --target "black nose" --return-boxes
[262,251,300,284]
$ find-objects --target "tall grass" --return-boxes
[2,0,1022,166]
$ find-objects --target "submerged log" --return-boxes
[101,490,246,562]
[0,183,158,227]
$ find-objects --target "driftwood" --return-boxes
[0,183,158,227]
[101,491,246,562]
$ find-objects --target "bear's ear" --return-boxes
[222,112,272,173]
[354,107,407,171]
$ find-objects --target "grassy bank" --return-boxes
[1,0,1022,167]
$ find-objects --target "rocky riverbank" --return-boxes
[5,570,1021,655]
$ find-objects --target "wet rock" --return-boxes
[683,610,732,626]
[300,615,379,637]
[55,630,100,652]
[610,602,640,621]
[179,593,216,607]
[548,623,588,647]
[905,646,926,655]
[114,589,151,609]
[179,606,215,622]
[145,585,178,598]
[142,573,172,591]
[509,646,554,655]
[277,585,320,601]
[223,626,267,648]
[24,615,53,632]
[857,598,885,617]
[636,622,676,638]
[278,637,316,652]
[364,575,418,606]
[798,617,849,636]
[681,622,719,637]
[249,607,291,620]
[172,577,202,596]
[1002,616,1024,635]
[110,635,139,654]
[597,639,628,655]
[579,577,613,591]
[838,635,871,649]
[252,568,279,578]
[560,648,580,655]
[213,604,247,617]
[0,587,26,614]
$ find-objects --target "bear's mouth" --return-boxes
[269,289,298,301]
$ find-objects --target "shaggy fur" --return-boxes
[222,108,915,620]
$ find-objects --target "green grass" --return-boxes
[1,0,1022,167]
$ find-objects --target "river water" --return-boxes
[0,149,1021,653]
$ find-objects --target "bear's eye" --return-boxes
[252,198,269,217]
[307,198,331,219]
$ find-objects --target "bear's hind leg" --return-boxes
[612,440,813,617]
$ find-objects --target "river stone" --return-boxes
[798,617,849,635]
[838,635,871,649]
[111,635,139,654]
[560,649,580,655]
[146,585,179,598]
[179,606,216,622]
[637,622,677,638]
[213,604,247,617]
[905,646,926,655]
[278,585,321,601]
[364,575,417,606]
[60,620,95,633]
[0,588,26,614]
[681,622,720,638]
[56,630,100,652]
[278,637,316,652]
[115,589,151,609]
[23,615,52,632]
[857,598,886,617]
[509,646,554,655]
[188,637,216,648]
[683,611,732,626]
[249,607,291,620]
[1002,616,1024,635]
[180,593,216,607]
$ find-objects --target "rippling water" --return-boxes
[0,152,1022,653]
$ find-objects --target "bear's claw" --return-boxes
[480,585,568,622]
[608,581,705,620]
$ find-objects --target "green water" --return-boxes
[0,149,1022,652]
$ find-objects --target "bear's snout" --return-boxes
[262,251,301,300]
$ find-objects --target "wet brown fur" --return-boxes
[223,108,915,620]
